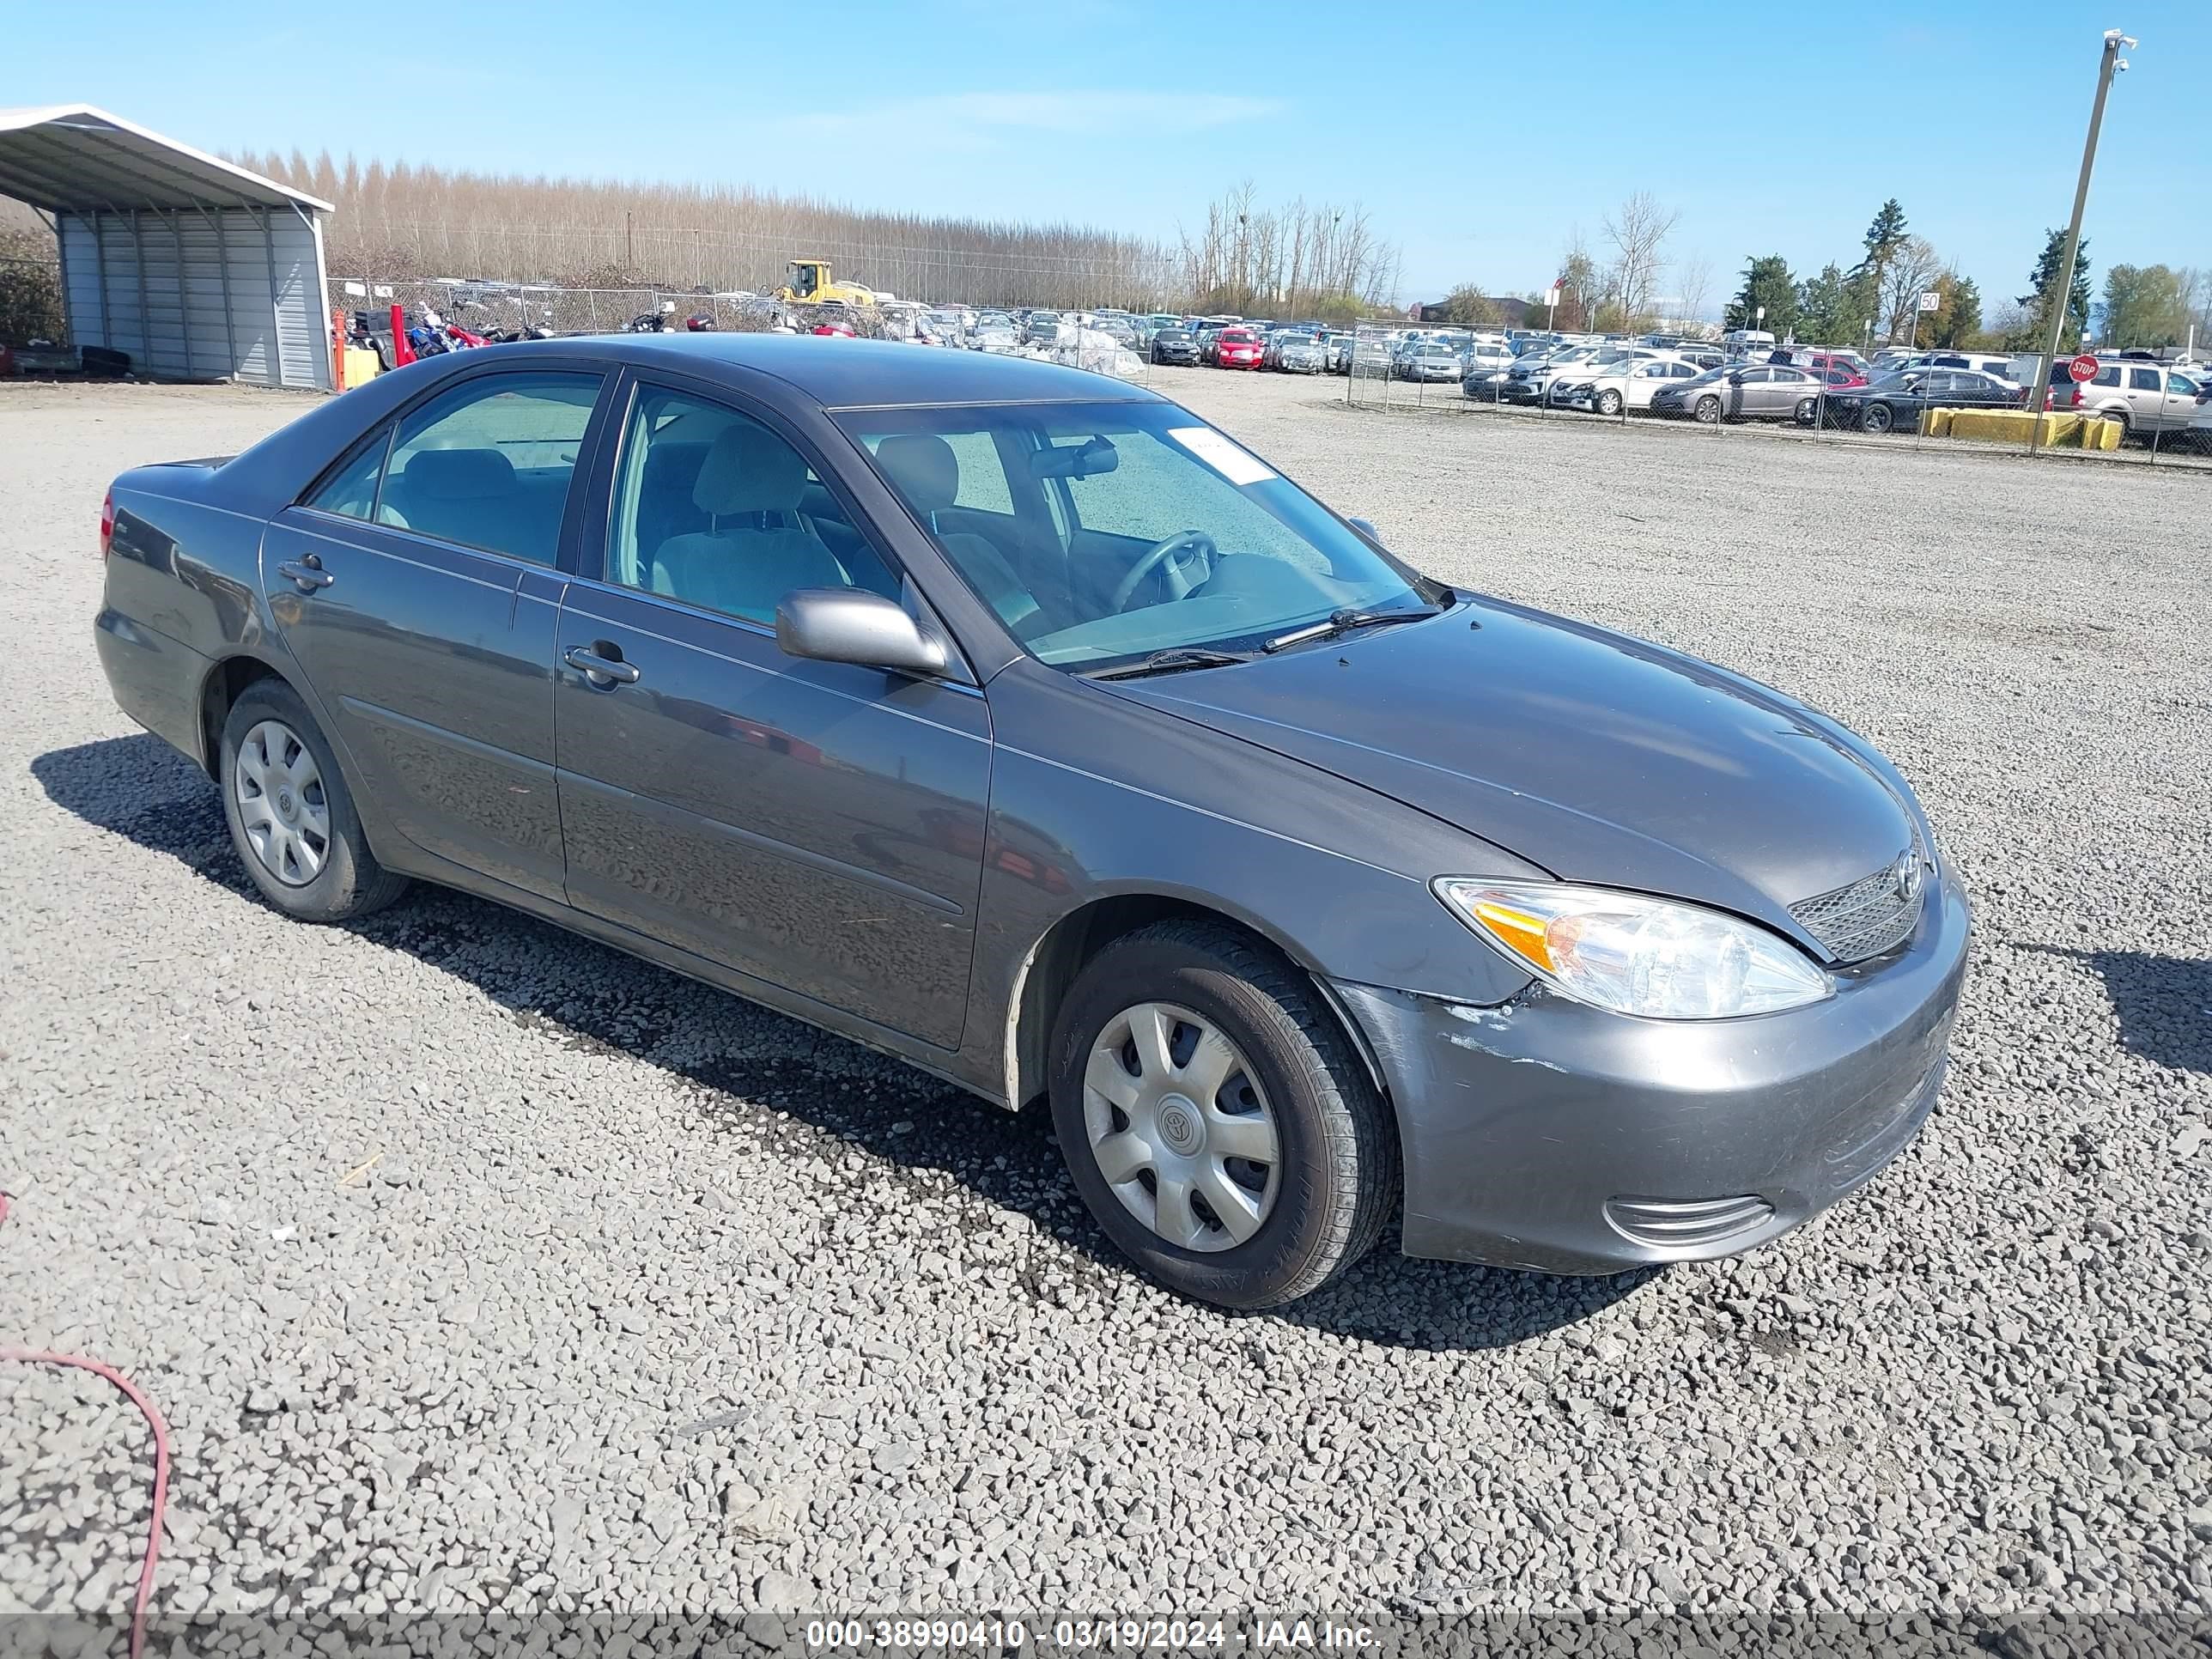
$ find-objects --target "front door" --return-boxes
[262,367,606,900]
[551,376,991,1050]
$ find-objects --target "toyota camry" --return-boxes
[94,334,1968,1308]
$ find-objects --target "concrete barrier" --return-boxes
[1927,408,2122,449]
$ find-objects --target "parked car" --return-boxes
[1149,325,1201,366]
[2051,360,2204,440]
[1023,311,1065,347]
[1391,337,1464,382]
[1826,368,2027,434]
[1650,363,1826,423]
[1561,356,1710,416]
[93,334,1966,1310]
[1500,345,1602,403]
[1212,327,1263,369]
[1271,335,1328,374]
[1788,368,1873,424]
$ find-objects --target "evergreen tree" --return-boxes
[1723,254,1800,337]
[1796,263,1859,346]
[2013,228,2092,350]
[1845,198,1909,334]
[1927,273,1982,348]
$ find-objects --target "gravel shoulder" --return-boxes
[2,372,2208,1625]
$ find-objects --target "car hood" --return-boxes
[1109,598,1919,950]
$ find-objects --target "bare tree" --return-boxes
[1878,236,1944,343]
[1674,254,1714,329]
[1600,191,1680,326]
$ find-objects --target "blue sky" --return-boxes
[11,0,2209,314]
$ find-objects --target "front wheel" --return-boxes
[1860,401,1895,434]
[1694,394,1722,424]
[219,678,408,922]
[1595,388,1624,416]
[1049,921,1398,1309]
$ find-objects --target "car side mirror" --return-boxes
[775,588,948,678]
[1347,516,1382,543]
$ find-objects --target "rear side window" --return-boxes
[2094,366,2121,387]
[374,373,603,564]
[2129,368,2160,391]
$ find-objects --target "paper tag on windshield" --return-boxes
[1167,427,1276,487]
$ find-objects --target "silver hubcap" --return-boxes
[234,720,330,887]
[1083,1001,1279,1253]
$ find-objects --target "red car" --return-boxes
[1213,327,1262,370]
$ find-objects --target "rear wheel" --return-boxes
[1860,401,1896,434]
[1049,921,1397,1309]
[219,679,407,922]
[1795,397,1819,427]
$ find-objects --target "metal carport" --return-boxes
[0,104,335,390]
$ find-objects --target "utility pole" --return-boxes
[2028,28,2135,455]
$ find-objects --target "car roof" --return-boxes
[574,331,1163,410]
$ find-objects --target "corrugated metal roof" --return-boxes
[0,104,333,216]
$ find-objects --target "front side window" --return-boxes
[376,372,602,563]
[838,401,1437,672]
[306,426,392,520]
[2170,374,2199,397]
[606,386,896,624]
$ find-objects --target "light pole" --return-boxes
[2028,28,2135,454]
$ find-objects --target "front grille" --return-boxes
[1790,837,1928,963]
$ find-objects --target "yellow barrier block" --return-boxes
[1929,408,2122,449]
[341,346,383,389]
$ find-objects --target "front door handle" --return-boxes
[276,559,334,592]
[565,645,641,685]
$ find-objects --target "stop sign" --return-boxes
[2068,353,2099,383]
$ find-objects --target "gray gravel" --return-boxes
[2,374,2209,1627]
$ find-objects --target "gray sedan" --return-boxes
[94,335,1966,1308]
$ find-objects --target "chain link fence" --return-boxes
[1341,321,2210,470]
[325,276,1167,387]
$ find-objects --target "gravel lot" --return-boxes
[3,370,2209,1633]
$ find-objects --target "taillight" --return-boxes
[100,488,115,560]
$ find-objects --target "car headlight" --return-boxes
[1432,878,1832,1019]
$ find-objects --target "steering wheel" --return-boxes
[1110,529,1218,612]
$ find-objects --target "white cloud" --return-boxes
[789,90,1285,153]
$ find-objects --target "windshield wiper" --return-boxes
[1082,647,1257,682]
[1263,605,1443,653]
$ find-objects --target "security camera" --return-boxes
[2102,29,2137,48]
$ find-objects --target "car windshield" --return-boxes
[836,401,1437,672]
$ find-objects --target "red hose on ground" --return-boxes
[0,1191,172,1659]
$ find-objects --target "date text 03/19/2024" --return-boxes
[802,1620,1382,1651]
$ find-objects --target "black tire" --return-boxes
[1861,401,1895,434]
[218,678,408,922]
[1595,388,1623,416]
[1795,398,1818,427]
[1694,394,1722,424]
[1048,921,1398,1309]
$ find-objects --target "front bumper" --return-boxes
[1331,872,1971,1274]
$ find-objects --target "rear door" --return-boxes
[550,371,992,1050]
[262,365,609,900]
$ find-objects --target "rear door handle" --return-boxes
[276,559,334,592]
[565,645,640,685]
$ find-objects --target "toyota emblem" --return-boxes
[1891,850,1924,905]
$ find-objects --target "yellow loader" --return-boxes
[774,259,879,308]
